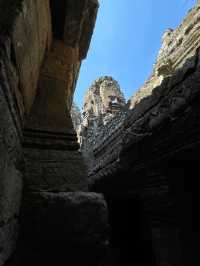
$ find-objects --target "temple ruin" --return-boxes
[1,1,200,266]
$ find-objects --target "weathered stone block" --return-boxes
[20,192,109,266]
[23,148,88,192]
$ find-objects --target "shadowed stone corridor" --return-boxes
[1,1,200,266]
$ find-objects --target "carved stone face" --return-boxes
[99,79,125,114]
[83,77,125,127]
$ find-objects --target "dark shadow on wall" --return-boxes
[164,151,200,266]
[104,194,156,266]
[50,0,66,39]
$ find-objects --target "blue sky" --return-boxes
[74,0,197,108]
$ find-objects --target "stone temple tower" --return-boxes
[79,76,126,168]
[82,76,126,129]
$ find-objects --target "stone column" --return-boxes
[23,40,87,192]
[18,1,109,265]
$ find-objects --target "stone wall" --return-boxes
[0,1,102,265]
[86,1,200,178]
[129,1,200,109]
[2,1,200,265]
[86,2,200,265]
[0,68,22,266]
[0,1,51,263]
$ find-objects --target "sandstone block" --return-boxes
[20,191,109,266]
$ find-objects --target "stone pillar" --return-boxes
[20,192,109,266]
[23,40,87,192]
[0,1,52,263]
[19,2,109,263]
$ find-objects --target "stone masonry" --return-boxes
[0,1,109,266]
[2,1,200,266]
[84,2,200,266]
